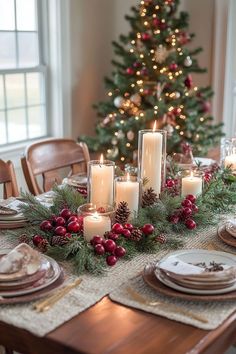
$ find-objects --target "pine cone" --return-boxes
[129,227,143,242]
[38,239,49,252]
[19,234,30,244]
[51,235,68,246]
[115,201,130,224]
[155,234,167,244]
[142,188,158,207]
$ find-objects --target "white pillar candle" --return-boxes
[141,123,163,195]
[115,174,139,215]
[83,213,111,242]
[181,172,202,197]
[225,154,236,170]
[90,155,114,205]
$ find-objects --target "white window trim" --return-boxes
[0,0,72,168]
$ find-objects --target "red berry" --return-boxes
[122,229,131,238]
[115,246,126,258]
[108,232,119,241]
[33,234,43,246]
[60,208,72,220]
[181,199,192,208]
[94,244,105,255]
[65,232,72,238]
[91,235,104,246]
[166,179,175,188]
[124,223,134,231]
[153,18,160,27]
[185,219,196,230]
[103,239,116,253]
[77,216,84,225]
[112,223,124,234]
[141,224,154,235]
[191,204,199,213]
[186,194,196,204]
[55,216,66,226]
[106,255,117,266]
[40,220,53,231]
[169,215,180,224]
[55,226,67,236]
[67,216,78,224]
[204,173,212,183]
[67,221,81,233]
[181,207,192,218]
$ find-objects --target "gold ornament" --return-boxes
[130,93,142,106]
[107,147,119,159]
[155,45,168,63]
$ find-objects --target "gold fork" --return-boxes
[34,278,82,312]
[126,287,208,324]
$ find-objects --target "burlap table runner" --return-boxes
[0,218,235,336]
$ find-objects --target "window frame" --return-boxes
[0,0,49,148]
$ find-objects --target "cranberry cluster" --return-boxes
[33,208,83,247]
[165,178,179,196]
[169,194,198,230]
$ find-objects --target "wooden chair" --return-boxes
[0,160,19,199]
[21,138,90,195]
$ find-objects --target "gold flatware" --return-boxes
[34,278,82,312]
[126,286,208,324]
[207,242,236,255]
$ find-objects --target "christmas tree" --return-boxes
[81,0,223,164]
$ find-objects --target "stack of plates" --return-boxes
[154,250,236,295]
[0,244,64,304]
[218,220,236,248]
[63,173,87,188]
[0,199,27,229]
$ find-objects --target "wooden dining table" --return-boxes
[0,294,236,354]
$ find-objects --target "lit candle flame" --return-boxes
[100,154,104,164]
[152,120,157,132]
[127,173,130,181]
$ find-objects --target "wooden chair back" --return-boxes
[0,160,19,199]
[21,139,90,195]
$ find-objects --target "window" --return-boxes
[0,0,47,146]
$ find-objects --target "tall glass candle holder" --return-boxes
[138,125,167,196]
[88,155,115,206]
[115,174,141,217]
[224,138,236,173]
[78,203,114,242]
[180,170,203,197]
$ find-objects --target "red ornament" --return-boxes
[141,32,151,41]
[114,246,126,258]
[126,67,135,75]
[103,239,116,253]
[40,220,53,232]
[112,223,124,234]
[55,216,66,227]
[169,214,180,224]
[142,224,154,235]
[106,255,117,266]
[178,32,190,45]
[140,67,148,76]
[181,207,192,218]
[124,223,134,231]
[201,101,211,114]
[186,194,196,204]
[33,234,43,246]
[67,221,81,233]
[184,75,193,89]
[133,61,141,68]
[172,107,181,116]
[91,235,104,246]
[122,229,131,238]
[169,63,178,71]
[191,204,199,213]
[185,219,196,230]
[153,18,160,27]
[181,199,192,208]
[95,244,105,255]
[67,215,78,224]
[60,208,72,220]
[55,226,67,236]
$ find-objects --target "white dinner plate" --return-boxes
[155,249,236,295]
